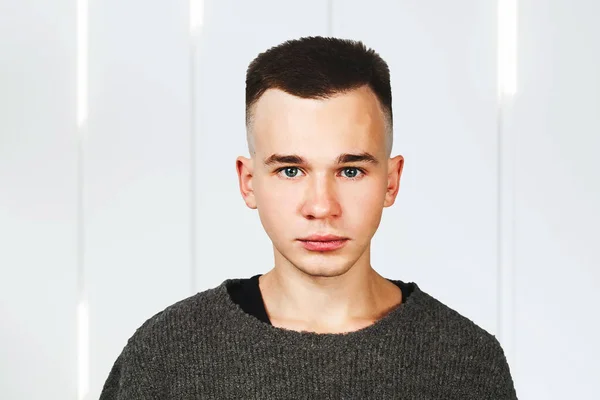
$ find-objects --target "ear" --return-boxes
[236,156,257,209]
[383,155,404,208]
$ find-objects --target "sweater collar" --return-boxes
[213,277,426,344]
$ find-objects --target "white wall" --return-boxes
[85,1,192,396]
[509,1,600,398]
[0,1,78,399]
[1,1,598,399]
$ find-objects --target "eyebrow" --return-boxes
[263,152,380,167]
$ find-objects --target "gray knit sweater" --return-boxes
[99,278,518,399]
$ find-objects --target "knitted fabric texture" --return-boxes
[100,278,518,399]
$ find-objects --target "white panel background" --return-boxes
[85,0,192,397]
[1,1,599,399]
[0,1,78,399]
[509,1,600,398]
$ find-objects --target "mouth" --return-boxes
[297,238,349,251]
[298,234,348,242]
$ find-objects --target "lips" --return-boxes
[298,234,348,242]
[298,238,349,251]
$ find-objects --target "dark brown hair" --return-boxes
[245,36,393,157]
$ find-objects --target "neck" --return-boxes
[258,259,403,334]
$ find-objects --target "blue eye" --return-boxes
[343,167,361,179]
[281,167,301,178]
[275,167,365,180]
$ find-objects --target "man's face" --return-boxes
[236,86,403,278]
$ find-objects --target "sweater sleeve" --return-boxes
[98,337,165,400]
[98,350,125,400]
[481,336,519,399]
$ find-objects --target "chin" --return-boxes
[294,260,353,279]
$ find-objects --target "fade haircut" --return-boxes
[245,36,393,158]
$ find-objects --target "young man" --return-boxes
[100,36,518,399]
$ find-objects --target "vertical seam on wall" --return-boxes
[498,93,517,368]
[77,86,86,400]
[76,2,86,330]
[496,99,504,342]
[76,0,89,397]
[190,11,197,296]
[497,0,518,372]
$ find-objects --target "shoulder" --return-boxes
[405,286,517,397]
[122,282,226,351]
[409,285,512,371]
[414,285,502,348]
[99,284,229,398]
[99,283,230,397]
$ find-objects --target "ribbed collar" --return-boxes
[211,277,428,346]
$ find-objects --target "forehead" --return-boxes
[250,86,387,159]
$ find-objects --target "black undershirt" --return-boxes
[227,274,414,325]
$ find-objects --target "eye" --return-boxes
[275,167,366,180]
[278,167,303,179]
[341,167,364,180]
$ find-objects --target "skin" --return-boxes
[236,85,405,334]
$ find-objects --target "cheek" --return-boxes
[348,181,386,208]
[255,189,293,236]
[343,185,386,228]
[351,196,383,218]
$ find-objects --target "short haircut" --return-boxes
[245,36,393,158]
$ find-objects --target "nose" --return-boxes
[300,174,342,219]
